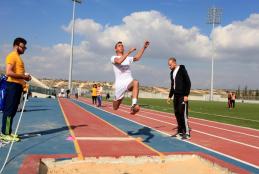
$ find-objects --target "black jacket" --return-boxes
[169,65,191,98]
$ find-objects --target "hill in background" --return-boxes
[39,78,228,97]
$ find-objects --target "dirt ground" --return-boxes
[40,155,232,174]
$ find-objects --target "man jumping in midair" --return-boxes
[111,41,150,114]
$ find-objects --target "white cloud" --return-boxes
[63,10,211,60]
[212,13,259,62]
[62,18,103,40]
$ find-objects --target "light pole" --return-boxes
[68,0,81,91]
[207,7,222,101]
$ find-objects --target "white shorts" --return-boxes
[114,79,133,101]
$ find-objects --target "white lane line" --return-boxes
[87,99,259,133]
[119,103,259,132]
[190,121,259,139]
[80,99,259,146]
[118,105,259,139]
[191,111,259,123]
[116,108,259,150]
[191,117,259,132]
[77,99,259,170]
[76,137,136,141]
[128,103,259,123]
[82,98,259,135]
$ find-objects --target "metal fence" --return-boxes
[29,86,57,96]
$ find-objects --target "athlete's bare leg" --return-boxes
[112,80,139,111]
[128,80,140,114]
[127,80,139,99]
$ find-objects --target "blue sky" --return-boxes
[1,0,259,45]
[1,0,259,89]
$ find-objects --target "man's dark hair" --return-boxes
[13,37,27,47]
[115,41,122,49]
[168,57,176,62]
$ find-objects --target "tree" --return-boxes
[244,85,248,98]
[236,86,241,98]
[256,89,259,100]
[248,89,253,99]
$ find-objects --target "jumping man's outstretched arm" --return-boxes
[133,41,150,61]
[114,48,136,64]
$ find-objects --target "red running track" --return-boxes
[58,98,159,158]
[79,98,259,167]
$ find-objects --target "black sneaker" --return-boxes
[181,134,191,140]
[171,133,183,139]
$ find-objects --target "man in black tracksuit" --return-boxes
[167,57,191,140]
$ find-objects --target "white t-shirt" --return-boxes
[173,65,180,90]
[111,56,134,85]
[97,86,103,96]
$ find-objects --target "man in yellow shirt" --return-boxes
[0,37,31,142]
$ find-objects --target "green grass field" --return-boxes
[122,98,259,130]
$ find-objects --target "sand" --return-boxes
[40,155,233,174]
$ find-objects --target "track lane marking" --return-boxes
[58,98,84,160]
[77,98,259,169]
[71,99,165,158]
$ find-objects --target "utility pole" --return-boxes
[207,7,222,101]
[68,0,82,90]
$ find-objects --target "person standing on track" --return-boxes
[91,84,97,105]
[167,57,191,140]
[0,37,31,142]
[231,92,236,108]
[227,91,232,109]
[106,92,110,101]
[96,83,103,107]
[111,41,150,114]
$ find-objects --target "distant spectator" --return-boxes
[60,88,65,97]
[91,84,97,105]
[52,91,56,98]
[231,92,236,108]
[66,89,70,98]
[75,92,78,100]
[106,93,110,101]
[96,84,103,107]
[227,91,232,109]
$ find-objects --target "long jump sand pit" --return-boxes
[40,155,234,174]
